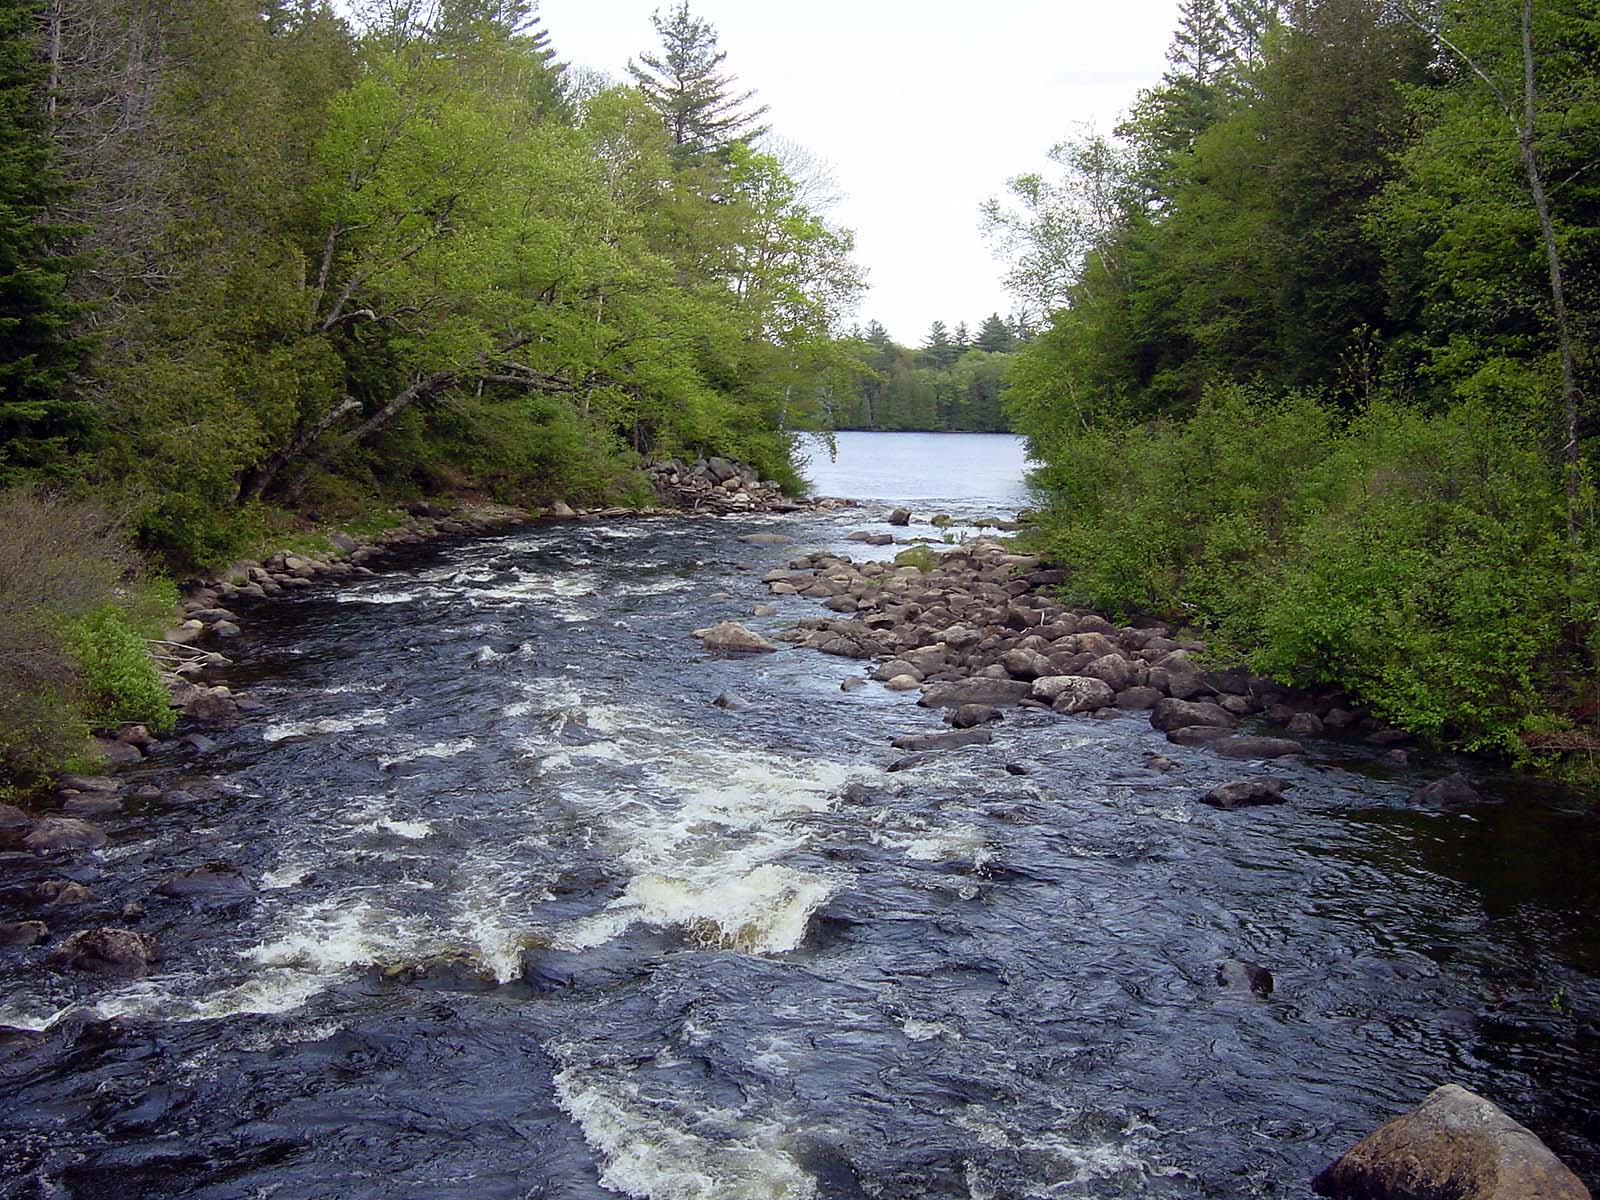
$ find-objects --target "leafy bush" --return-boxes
[136,492,252,573]
[1022,387,1584,755]
[0,488,174,788]
[61,606,176,733]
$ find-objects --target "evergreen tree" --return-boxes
[863,318,890,348]
[975,312,1015,353]
[0,0,90,481]
[953,320,971,351]
[627,2,768,162]
[923,319,957,368]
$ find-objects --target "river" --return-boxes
[1,431,1596,1199]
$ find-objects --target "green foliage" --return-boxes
[893,545,940,573]
[1024,386,1581,755]
[61,605,175,734]
[135,493,252,574]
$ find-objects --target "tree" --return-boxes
[0,0,89,480]
[975,313,1015,353]
[862,318,890,347]
[922,319,957,369]
[627,2,767,162]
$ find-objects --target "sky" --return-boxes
[537,0,1181,344]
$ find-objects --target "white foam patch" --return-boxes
[377,736,477,769]
[263,707,392,743]
[561,865,834,954]
[334,589,419,605]
[553,1065,817,1200]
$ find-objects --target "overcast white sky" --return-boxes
[538,0,1181,344]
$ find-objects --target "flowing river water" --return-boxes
[2,431,1597,1199]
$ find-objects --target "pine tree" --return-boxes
[923,319,958,368]
[975,313,1015,353]
[627,2,768,161]
[953,320,971,351]
[863,319,891,348]
[0,0,89,481]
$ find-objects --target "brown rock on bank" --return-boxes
[1314,1083,1591,1200]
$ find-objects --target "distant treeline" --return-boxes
[826,314,1030,433]
[993,0,1599,761]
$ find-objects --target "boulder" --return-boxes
[0,920,48,947]
[885,675,921,692]
[1286,711,1325,737]
[24,817,108,852]
[1081,653,1134,692]
[739,532,793,546]
[712,692,750,711]
[948,704,1001,729]
[1167,725,1234,747]
[1201,778,1291,810]
[1212,736,1306,760]
[154,862,254,900]
[0,803,31,847]
[1410,773,1483,809]
[840,676,868,693]
[48,928,157,978]
[697,622,778,654]
[1150,698,1236,733]
[87,737,142,765]
[32,879,96,905]
[1216,958,1274,996]
[887,507,912,526]
[1115,686,1162,711]
[62,793,123,817]
[889,728,994,752]
[874,659,923,683]
[1043,676,1117,715]
[1000,648,1055,681]
[919,679,1032,709]
[1313,1083,1591,1200]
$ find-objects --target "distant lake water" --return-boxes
[799,431,1034,514]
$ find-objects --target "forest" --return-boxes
[993,0,1599,761]
[826,315,1025,434]
[0,0,866,789]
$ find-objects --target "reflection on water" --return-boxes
[801,431,1033,514]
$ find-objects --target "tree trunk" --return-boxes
[1517,0,1584,546]
[237,396,361,503]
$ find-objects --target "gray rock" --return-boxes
[889,728,994,752]
[56,774,117,793]
[698,622,778,654]
[1313,1083,1591,1200]
[712,692,751,711]
[1286,711,1324,737]
[919,679,1032,709]
[211,620,242,638]
[1048,676,1118,715]
[887,507,911,526]
[884,674,921,691]
[48,928,157,978]
[154,862,254,899]
[1201,778,1291,810]
[1167,725,1235,747]
[1211,736,1306,760]
[87,737,142,765]
[739,532,793,546]
[1150,698,1236,732]
[999,648,1054,681]
[948,704,1001,729]
[1216,958,1274,996]
[1081,653,1134,692]
[840,676,868,693]
[23,817,108,852]
[0,803,31,846]
[1115,686,1162,710]
[62,793,123,816]
[1410,772,1483,809]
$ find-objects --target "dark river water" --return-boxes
[2,432,1597,1199]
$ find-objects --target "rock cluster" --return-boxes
[772,541,1326,749]
[646,457,811,514]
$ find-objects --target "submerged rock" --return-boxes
[154,862,255,899]
[1409,772,1483,809]
[948,704,1001,729]
[739,532,793,546]
[1212,735,1306,760]
[1151,698,1236,732]
[1201,778,1291,810]
[1216,958,1274,996]
[889,728,993,753]
[887,507,911,526]
[1314,1083,1591,1200]
[697,622,778,654]
[0,921,48,947]
[48,928,157,978]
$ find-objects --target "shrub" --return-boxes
[0,487,174,788]
[60,606,176,733]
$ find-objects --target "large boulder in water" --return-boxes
[1032,675,1115,714]
[1151,697,1236,732]
[1202,778,1291,810]
[1314,1083,1591,1200]
[23,817,107,852]
[154,862,254,900]
[696,622,778,654]
[1409,773,1484,809]
[919,678,1032,709]
[48,928,158,978]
